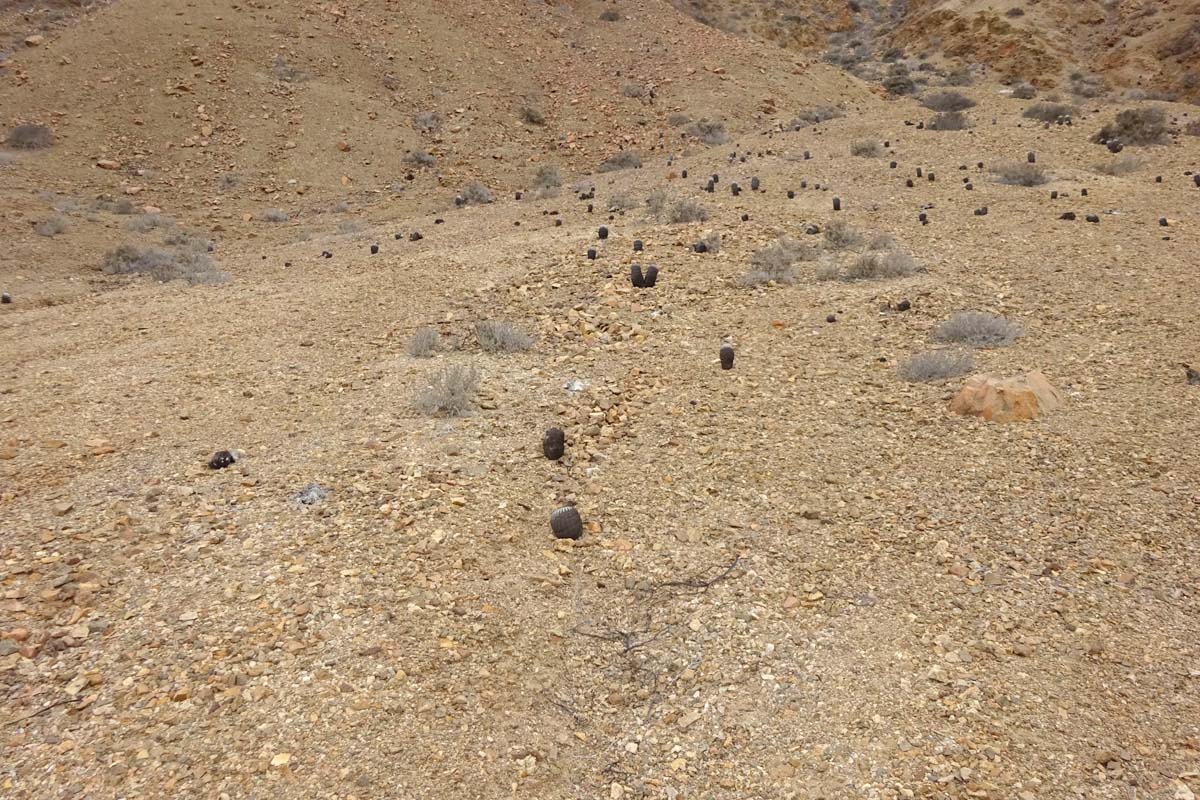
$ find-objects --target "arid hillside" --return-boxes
[2,2,1200,800]
[673,0,1200,102]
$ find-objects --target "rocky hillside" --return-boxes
[674,0,1200,102]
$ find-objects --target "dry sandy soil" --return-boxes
[2,1,1200,799]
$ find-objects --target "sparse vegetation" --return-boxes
[273,55,307,82]
[1069,72,1108,99]
[867,233,897,251]
[934,311,1023,347]
[413,365,479,416]
[1023,102,1076,123]
[646,188,668,217]
[259,208,289,223]
[126,213,176,233]
[621,83,645,98]
[460,181,493,205]
[791,106,844,127]
[1091,155,1144,176]
[407,327,440,358]
[4,123,54,150]
[101,243,228,285]
[701,231,722,253]
[608,191,638,212]
[851,139,882,157]
[843,249,919,281]
[534,164,562,189]
[666,198,709,224]
[475,320,533,352]
[898,350,975,382]
[931,111,970,130]
[921,91,976,112]
[34,215,68,237]
[406,150,436,168]
[216,173,242,192]
[993,162,1049,186]
[1185,120,1200,137]
[741,237,814,286]
[667,112,691,127]
[882,66,916,96]
[944,68,974,87]
[0,153,18,168]
[823,219,863,250]
[599,9,620,21]
[1012,82,1037,100]
[413,111,441,133]
[598,151,642,172]
[1092,108,1169,146]
[97,197,137,215]
[519,105,546,125]
[162,229,213,250]
[687,119,728,146]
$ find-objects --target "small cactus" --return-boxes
[630,264,645,287]
[208,450,239,470]
[587,248,597,260]
[599,226,609,240]
[550,506,584,540]
[1027,151,1036,163]
[787,190,795,199]
[750,177,761,190]
[643,265,659,287]
[633,239,643,252]
[832,197,841,211]
[370,243,379,254]
[542,428,566,460]
[719,345,735,370]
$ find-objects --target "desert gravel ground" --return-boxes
[2,2,1200,799]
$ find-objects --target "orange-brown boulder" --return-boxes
[950,371,1063,422]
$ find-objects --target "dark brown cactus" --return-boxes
[550,506,584,540]
[542,428,565,460]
